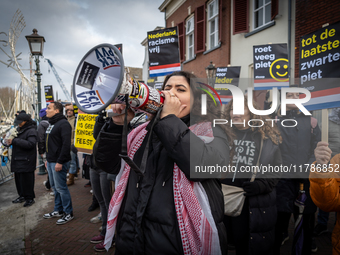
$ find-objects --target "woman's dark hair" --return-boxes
[162,71,235,150]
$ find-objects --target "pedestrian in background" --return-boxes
[8,112,37,207]
[37,108,50,191]
[43,101,74,224]
[274,90,321,254]
[222,97,282,255]
[65,103,78,186]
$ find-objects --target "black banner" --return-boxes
[214,66,241,96]
[147,27,180,77]
[114,44,123,55]
[44,85,54,103]
[299,21,340,92]
[253,43,289,90]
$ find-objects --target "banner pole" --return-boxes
[321,108,329,143]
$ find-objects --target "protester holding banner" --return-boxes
[313,107,340,236]
[274,90,321,254]
[96,71,231,254]
[7,113,37,207]
[222,97,282,255]
[309,142,340,255]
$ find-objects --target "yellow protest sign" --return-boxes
[74,113,97,154]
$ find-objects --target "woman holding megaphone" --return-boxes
[93,71,232,254]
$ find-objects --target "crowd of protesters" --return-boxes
[2,70,339,254]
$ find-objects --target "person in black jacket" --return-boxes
[42,102,74,225]
[37,108,50,190]
[94,71,231,254]
[222,97,282,255]
[274,91,321,255]
[7,113,38,207]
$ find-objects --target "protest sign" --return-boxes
[44,85,54,104]
[253,43,289,90]
[214,66,241,104]
[114,43,123,55]
[74,113,97,154]
[147,78,155,88]
[299,21,340,111]
[147,27,181,77]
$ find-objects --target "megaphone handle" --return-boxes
[107,108,126,118]
[119,94,144,177]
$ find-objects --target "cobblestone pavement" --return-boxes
[1,170,334,255]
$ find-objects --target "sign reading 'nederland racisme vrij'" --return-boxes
[147,27,181,77]
[299,21,340,111]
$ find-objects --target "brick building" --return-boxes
[142,1,339,107]
[159,0,231,78]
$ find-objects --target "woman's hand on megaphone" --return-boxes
[160,91,187,119]
[111,104,135,125]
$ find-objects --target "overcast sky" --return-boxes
[0,0,164,105]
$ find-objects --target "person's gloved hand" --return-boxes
[96,110,106,123]
[242,181,261,196]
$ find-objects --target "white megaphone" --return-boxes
[73,44,164,114]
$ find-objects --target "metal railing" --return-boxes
[0,155,13,185]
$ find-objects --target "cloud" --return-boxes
[0,0,164,104]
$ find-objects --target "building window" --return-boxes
[207,0,219,49]
[254,0,271,29]
[186,16,194,60]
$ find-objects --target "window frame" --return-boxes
[207,0,219,50]
[185,16,195,61]
[253,0,272,30]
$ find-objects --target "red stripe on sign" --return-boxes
[149,63,181,70]
[104,64,120,70]
[254,79,279,83]
[300,87,340,98]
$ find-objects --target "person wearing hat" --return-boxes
[7,112,38,207]
[13,110,27,127]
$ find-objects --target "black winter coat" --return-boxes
[37,118,49,155]
[11,120,38,173]
[45,113,71,164]
[222,129,282,255]
[95,114,229,255]
[276,110,321,214]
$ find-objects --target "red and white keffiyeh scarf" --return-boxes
[104,121,221,255]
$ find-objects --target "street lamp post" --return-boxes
[26,29,46,175]
[26,29,45,118]
[205,61,217,87]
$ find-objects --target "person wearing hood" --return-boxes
[42,102,73,225]
[7,112,38,207]
[221,97,282,255]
